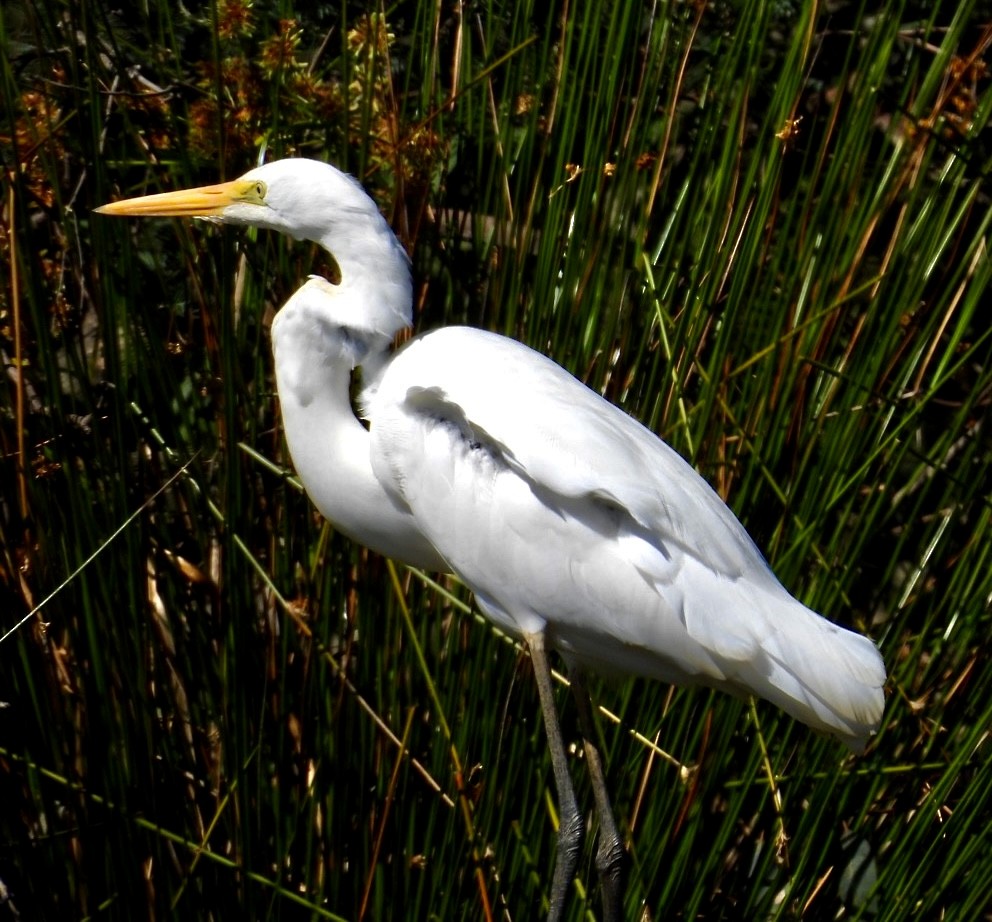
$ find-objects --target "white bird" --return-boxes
[97,159,886,922]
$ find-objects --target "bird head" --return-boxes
[97,159,384,239]
[96,159,413,339]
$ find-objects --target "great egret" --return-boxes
[97,159,886,922]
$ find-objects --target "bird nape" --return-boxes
[96,159,886,922]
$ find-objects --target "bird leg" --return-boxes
[568,665,627,922]
[526,632,585,922]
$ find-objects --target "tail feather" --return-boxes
[683,571,885,751]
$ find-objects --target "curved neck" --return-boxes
[314,210,413,343]
[270,284,446,571]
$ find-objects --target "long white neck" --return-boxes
[271,276,447,570]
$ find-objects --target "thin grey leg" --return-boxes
[526,631,585,922]
[569,666,627,922]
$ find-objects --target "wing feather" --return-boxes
[370,326,776,586]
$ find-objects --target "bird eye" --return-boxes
[236,178,267,204]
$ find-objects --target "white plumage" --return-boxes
[364,321,883,747]
[97,159,886,920]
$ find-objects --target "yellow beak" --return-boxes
[94,178,265,217]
